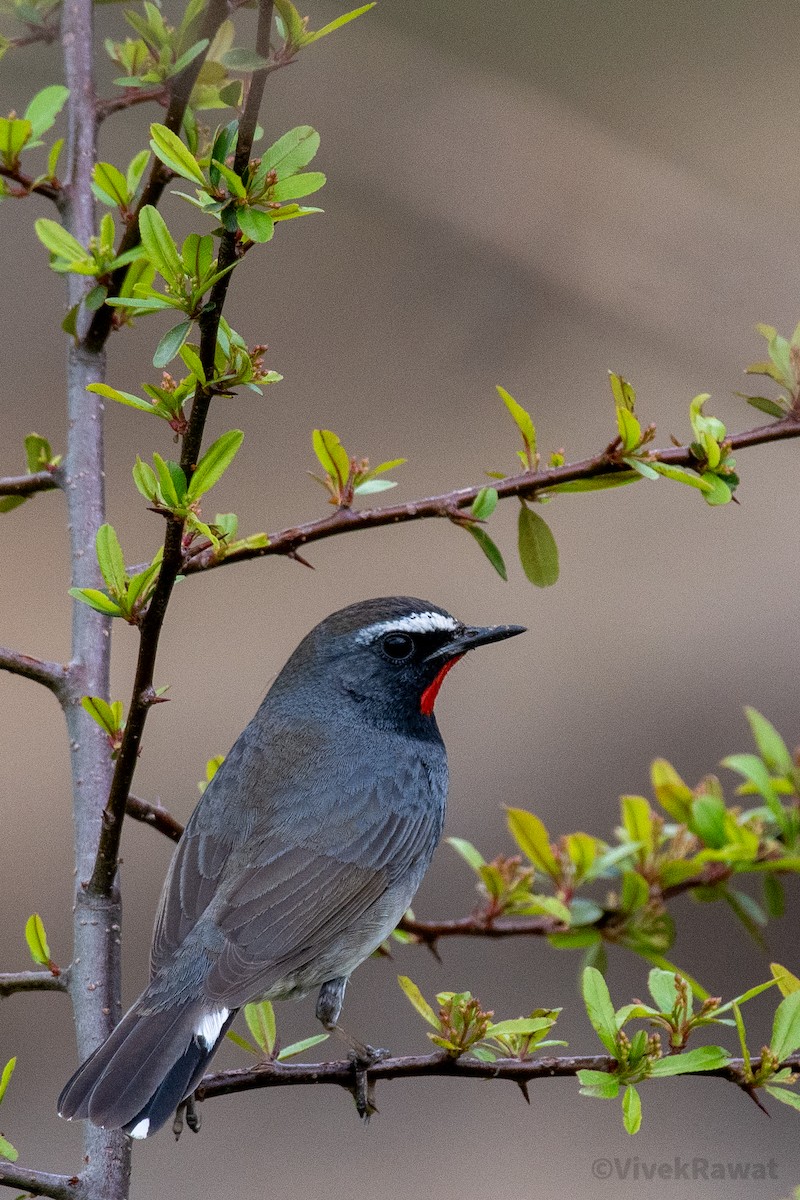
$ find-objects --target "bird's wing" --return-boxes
[150,768,442,1003]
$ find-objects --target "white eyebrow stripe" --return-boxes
[357,612,459,642]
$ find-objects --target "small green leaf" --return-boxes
[744,707,794,776]
[743,395,788,419]
[312,429,350,491]
[187,430,244,500]
[546,472,640,494]
[236,207,275,243]
[24,84,69,139]
[622,1084,642,1134]
[649,1046,730,1076]
[648,462,714,492]
[92,161,130,208]
[650,759,694,823]
[149,123,206,184]
[764,1085,800,1110]
[0,1057,16,1104]
[582,966,619,1055]
[277,1033,330,1060]
[302,2,376,45]
[95,524,126,596]
[621,795,654,859]
[25,913,50,966]
[647,968,679,1013]
[497,384,536,464]
[771,962,800,997]
[259,125,320,179]
[34,218,88,263]
[353,478,397,495]
[465,525,508,581]
[153,320,192,368]
[0,1134,17,1161]
[470,486,498,521]
[87,383,154,413]
[771,991,800,1060]
[446,837,486,872]
[68,587,123,617]
[81,695,123,736]
[24,434,54,472]
[243,1000,276,1055]
[577,1068,620,1099]
[700,473,732,506]
[506,808,559,877]
[518,503,559,587]
[138,205,183,284]
[397,975,439,1029]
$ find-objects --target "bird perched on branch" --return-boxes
[59,596,525,1138]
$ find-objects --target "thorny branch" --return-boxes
[0,647,68,697]
[180,411,800,574]
[0,166,63,207]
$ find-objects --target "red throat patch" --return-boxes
[420,654,465,716]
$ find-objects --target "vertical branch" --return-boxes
[61,0,130,1193]
[88,0,277,897]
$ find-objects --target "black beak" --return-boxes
[425,623,527,663]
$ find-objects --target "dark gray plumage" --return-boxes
[58,597,525,1138]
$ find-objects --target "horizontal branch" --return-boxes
[0,470,61,497]
[96,85,168,123]
[125,794,183,842]
[0,969,68,998]
[182,412,800,575]
[0,1162,80,1200]
[0,166,63,208]
[0,648,68,698]
[198,1050,800,1101]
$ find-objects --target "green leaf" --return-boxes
[744,707,794,776]
[771,962,800,997]
[92,161,130,208]
[517,504,558,587]
[647,968,679,1013]
[621,795,654,859]
[220,46,270,70]
[650,758,694,823]
[68,587,123,617]
[445,836,485,872]
[0,1057,16,1105]
[149,126,206,184]
[577,1068,620,1099]
[0,1134,17,1162]
[95,524,126,596]
[622,1083,642,1134]
[25,913,50,966]
[269,171,326,202]
[187,430,244,500]
[81,695,123,736]
[771,991,800,1060]
[34,218,88,263]
[616,408,641,452]
[582,967,619,1055]
[24,434,54,472]
[236,207,275,243]
[545,472,640,493]
[312,429,350,490]
[243,1000,275,1055]
[133,458,158,502]
[497,384,536,464]
[648,462,714,492]
[470,486,498,521]
[743,395,788,419]
[397,975,439,1029]
[649,1046,730,1076]
[485,1017,554,1037]
[700,473,732,506]
[277,1033,330,1060]
[126,148,150,197]
[153,319,192,368]
[302,2,376,45]
[764,1085,800,1111]
[506,808,559,877]
[0,116,32,164]
[47,137,64,178]
[465,525,508,581]
[259,125,320,180]
[353,478,397,495]
[138,204,183,284]
[86,383,154,413]
[24,84,69,139]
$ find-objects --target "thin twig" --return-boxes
[88,0,276,896]
[0,1164,81,1200]
[0,166,63,207]
[0,470,61,497]
[198,1051,800,1101]
[0,647,68,697]
[125,794,183,842]
[0,969,68,997]
[182,412,800,574]
[96,86,169,124]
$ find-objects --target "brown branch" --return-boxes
[0,166,63,207]
[198,1051,800,1102]
[182,412,800,574]
[0,1163,80,1200]
[96,86,169,124]
[0,647,68,698]
[83,0,230,353]
[87,0,277,896]
[0,969,68,997]
[125,794,183,842]
[0,470,61,497]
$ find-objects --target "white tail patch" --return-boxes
[195,1007,229,1049]
[357,612,458,643]
[129,1118,150,1139]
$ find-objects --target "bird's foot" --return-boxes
[172,1094,202,1140]
[348,1045,389,1121]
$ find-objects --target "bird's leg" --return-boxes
[172,1093,202,1140]
[316,977,389,1119]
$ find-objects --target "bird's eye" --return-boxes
[380,632,415,661]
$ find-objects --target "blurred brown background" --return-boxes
[3,1,800,1196]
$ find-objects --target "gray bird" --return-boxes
[58,596,525,1138]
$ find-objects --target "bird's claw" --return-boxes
[348,1045,389,1120]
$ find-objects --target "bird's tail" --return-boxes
[58,999,235,1139]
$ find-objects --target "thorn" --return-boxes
[424,938,442,964]
[516,1079,531,1104]
[740,1082,770,1116]
[288,549,314,570]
